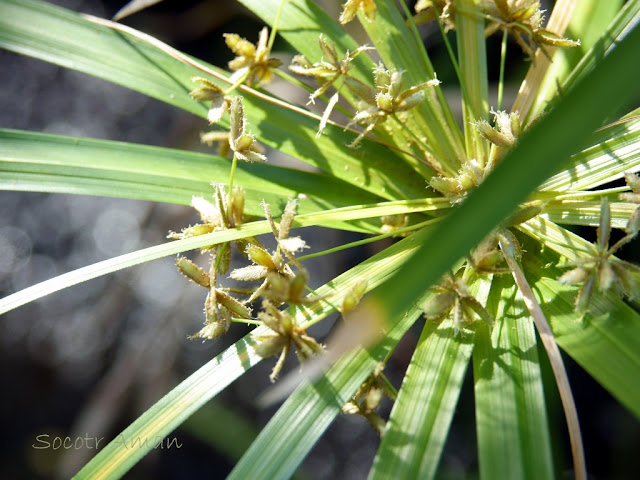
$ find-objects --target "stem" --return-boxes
[267,0,287,53]
[390,116,454,177]
[511,0,578,125]
[378,372,399,399]
[272,69,354,119]
[227,153,238,221]
[397,0,467,170]
[499,231,587,480]
[84,14,429,164]
[224,72,249,95]
[497,28,508,112]
[298,218,441,262]
[456,0,490,166]
[231,317,263,326]
[433,8,472,117]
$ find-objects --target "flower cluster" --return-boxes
[414,0,579,58]
[178,2,636,440]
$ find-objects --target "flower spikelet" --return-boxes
[224,27,282,87]
[340,0,377,25]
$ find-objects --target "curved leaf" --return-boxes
[75,216,436,480]
[367,17,640,336]
[72,331,262,480]
[0,197,445,315]
[532,0,625,120]
[0,128,381,218]
[236,0,374,83]
[540,116,640,192]
[557,0,640,108]
[358,1,465,166]
[0,0,426,200]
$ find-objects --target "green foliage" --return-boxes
[1,0,640,479]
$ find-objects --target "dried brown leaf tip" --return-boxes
[342,363,396,435]
[340,0,377,25]
[253,301,324,382]
[559,197,639,313]
[224,27,282,87]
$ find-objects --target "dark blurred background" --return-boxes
[0,1,638,479]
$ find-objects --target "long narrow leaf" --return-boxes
[72,332,263,479]
[74,216,436,479]
[539,116,640,192]
[521,236,640,419]
[474,277,554,480]
[358,1,465,166]
[367,18,640,339]
[0,0,425,200]
[557,0,640,105]
[369,318,474,480]
[227,289,433,480]
[531,0,624,120]
[0,198,447,315]
[0,128,381,217]
[236,0,373,84]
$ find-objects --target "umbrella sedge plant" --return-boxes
[1,0,640,478]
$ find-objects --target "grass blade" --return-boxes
[0,128,382,217]
[557,0,640,110]
[236,0,373,84]
[532,0,624,119]
[369,319,474,480]
[0,197,447,315]
[539,116,640,192]
[522,236,640,420]
[0,0,425,200]
[72,332,263,479]
[367,18,640,337]
[226,292,430,480]
[359,1,465,167]
[73,217,439,479]
[474,278,555,480]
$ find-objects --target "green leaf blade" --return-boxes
[369,18,640,332]
[73,333,263,480]
[523,243,640,420]
[474,277,554,480]
[0,0,425,200]
[540,116,640,192]
[0,128,383,218]
[227,296,428,480]
[370,319,473,480]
